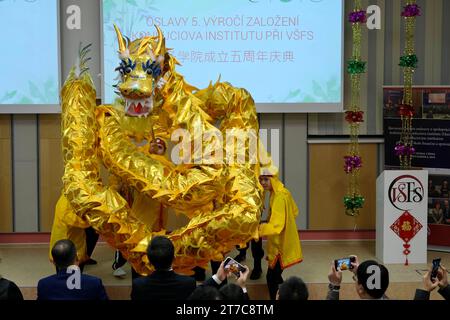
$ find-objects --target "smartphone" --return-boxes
[223,256,247,277]
[334,256,356,271]
[431,258,441,280]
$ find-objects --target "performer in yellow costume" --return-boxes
[129,137,169,233]
[111,137,169,277]
[49,195,90,265]
[259,166,303,300]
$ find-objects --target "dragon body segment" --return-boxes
[52,26,268,274]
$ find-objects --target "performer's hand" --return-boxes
[216,260,229,282]
[437,265,449,289]
[237,265,250,289]
[423,268,440,292]
[328,261,342,286]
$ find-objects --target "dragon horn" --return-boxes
[153,25,164,56]
[114,24,127,54]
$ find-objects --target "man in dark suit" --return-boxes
[37,239,108,300]
[131,236,228,300]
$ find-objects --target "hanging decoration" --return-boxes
[390,1,422,265]
[344,0,366,217]
[397,0,420,169]
[390,211,423,265]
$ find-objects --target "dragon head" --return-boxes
[114,25,167,117]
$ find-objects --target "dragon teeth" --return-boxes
[124,96,154,116]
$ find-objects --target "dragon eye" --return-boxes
[146,68,153,75]
[124,67,132,74]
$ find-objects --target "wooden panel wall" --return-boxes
[38,115,63,232]
[0,115,13,232]
[309,143,377,230]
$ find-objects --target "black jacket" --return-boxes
[131,270,219,300]
[0,278,23,301]
[414,285,450,301]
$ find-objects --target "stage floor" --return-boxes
[0,240,448,300]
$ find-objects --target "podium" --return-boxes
[376,170,428,264]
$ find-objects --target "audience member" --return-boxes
[219,265,250,300]
[277,276,309,300]
[428,179,441,198]
[414,264,449,301]
[443,200,450,225]
[327,257,389,300]
[0,258,24,301]
[188,285,222,300]
[37,239,108,300]
[131,236,229,300]
[441,180,449,198]
[429,201,443,224]
[220,283,248,300]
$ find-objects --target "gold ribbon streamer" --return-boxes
[345,0,365,217]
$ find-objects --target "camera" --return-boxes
[334,256,356,271]
[223,256,247,277]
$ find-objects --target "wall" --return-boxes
[309,142,378,230]
[0,0,449,232]
[0,115,12,232]
[309,0,450,135]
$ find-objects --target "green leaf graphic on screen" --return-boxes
[18,97,33,104]
[0,91,17,103]
[309,77,339,102]
[110,0,158,41]
[18,78,58,104]
[126,0,138,6]
[283,76,339,103]
[283,89,301,102]
[29,81,46,101]
[302,95,315,102]
[103,0,117,21]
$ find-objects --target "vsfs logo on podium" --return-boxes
[376,170,427,264]
[388,175,424,211]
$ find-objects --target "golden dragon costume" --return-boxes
[51,25,274,275]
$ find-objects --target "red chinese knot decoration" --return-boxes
[390,210,423,265]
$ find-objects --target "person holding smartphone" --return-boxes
[258,165,303,300]
[414,263,450,300]
[131,236,230,300]
[327,256,390,300]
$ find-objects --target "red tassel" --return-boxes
[405,257,409,266]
